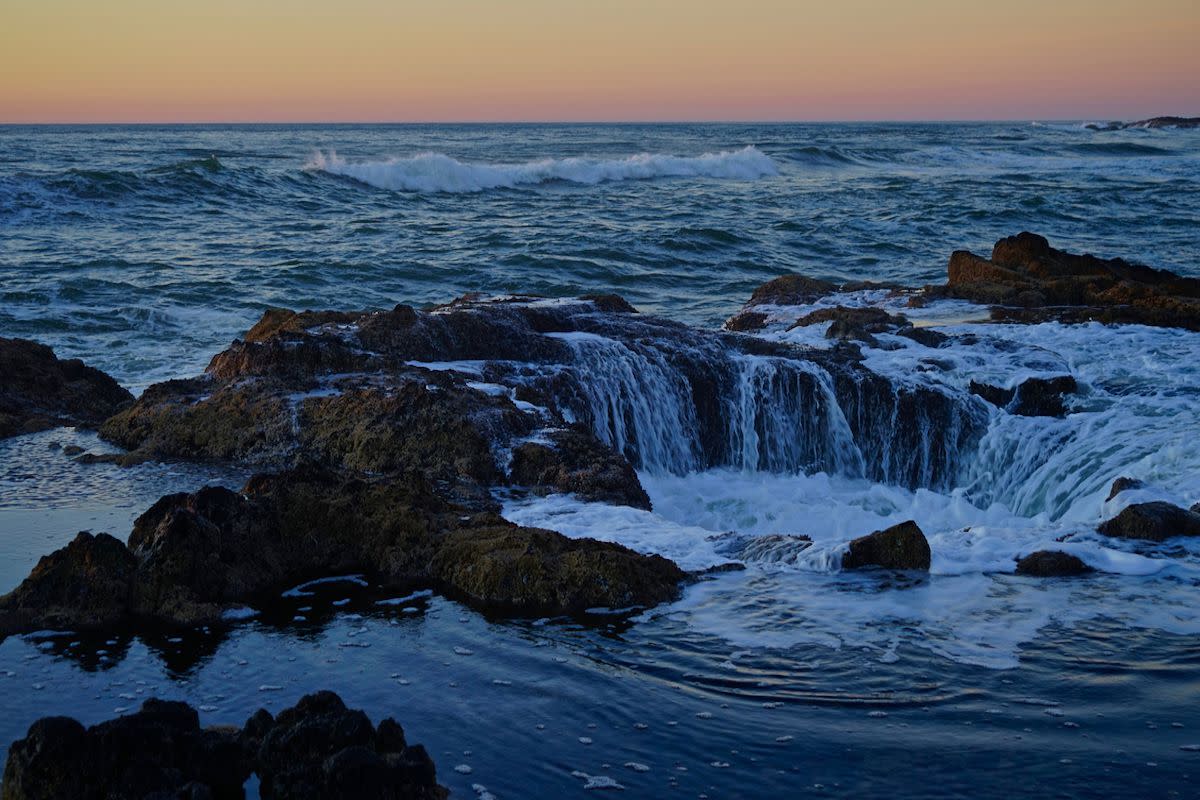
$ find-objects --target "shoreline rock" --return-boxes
[1,692,446,800]
[0,337,133,440]
[0,465,686,637]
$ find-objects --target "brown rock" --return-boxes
[841,521,931,571]
[1097,501,1200,542]
[0,532,136,635]
[0,337,133,440]
[1106,477,1145,501]
[509,427,651,509]
[1015,550,1093,577]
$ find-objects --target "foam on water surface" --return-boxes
[307,147,779,193]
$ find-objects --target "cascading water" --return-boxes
[539,325,986,491]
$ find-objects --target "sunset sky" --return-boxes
[3,0,1198,123]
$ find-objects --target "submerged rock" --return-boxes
[925,232,1200,330]
[841,521,931,571]
[1,692,445,800]
[1097,501,1200,542]
[1015,550,1094,577]
[0,337,133,440]
[969,375,1077,417]
[0,465,686,635]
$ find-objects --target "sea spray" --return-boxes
[306,146,779,193]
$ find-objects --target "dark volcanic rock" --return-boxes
[0,337,133,439]
[1106,476,1145,501]
[252,691,446,800]
[970,375,1077,417]
[509,427,652,509]
[1097,501,1200,542]
[1,698,252,800]
[2,692,444,800]
[923,232,1200,330]
[0,465,685,634]
[1015,550,1094,577]
[841,521,931,571]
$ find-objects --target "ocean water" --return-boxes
[3,123,1200,798]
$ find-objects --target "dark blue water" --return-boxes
[3,122,1198,387]
[3,124,1200,798]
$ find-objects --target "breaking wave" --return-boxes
[306,146,779,193]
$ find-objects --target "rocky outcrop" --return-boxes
[94,294,986,494]
[841,521,931,571]
[1,698,251,800]
[785,306,949,348]
[921,233,1200,330]
[1097,501,1200,542]
[1,692,445,800]
[0,532,137,634]
[247,691,446,800]
[0,465,686,635]
[1015,550,1093,577]
[724,276,905,332]
[1086,117,1200,131]
[969,375,1077,417]
[0,337,133,439]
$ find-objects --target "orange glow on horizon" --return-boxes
[2,0,1198,123]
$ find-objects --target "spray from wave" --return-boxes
[306,146,778,193]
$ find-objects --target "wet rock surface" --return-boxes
[1097,501,1200,542]
[509,427,652,509]
[724,276,905,332]
[1106,477,1145,501]
[969,375,1078,417]
[841,521,931,571]
[1015,550,1094,577]
[922,232,1200,330]
[0,465,686,635]
[98,293,986,492]
[0,337,133,440]
[1,692,445,800]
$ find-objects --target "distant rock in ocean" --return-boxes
[1085,116,1200,131]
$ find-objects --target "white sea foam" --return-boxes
[307,147,778,193]
[503,301,1200,669]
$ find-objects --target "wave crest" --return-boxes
[306,146,778,193]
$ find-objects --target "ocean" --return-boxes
[2,122,1200,798]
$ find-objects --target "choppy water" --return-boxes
[3,123,1200,797]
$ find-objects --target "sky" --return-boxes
[2,0,1198,123]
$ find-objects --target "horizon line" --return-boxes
[0,116,1183,127]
